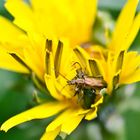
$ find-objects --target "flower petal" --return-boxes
[92,97,103,108]
[109,0,139,51]
[54,41,63,77]
[41,126,61,140]
[46,108,84,135]
[45,74,64,100]
[46,109,74,132]
[120,68,140,84]
[61,114,84,134]
[0,49,29,73]
[85,107,97,120]
[23,44,45,80]
[5,0,38,33]
[89,59,101,77]
[41,107,86,138]
[0,102,68,132]
[0,16,27,46]
[0,16,29,59]
[30,0,97,46]
[85,96,103,120]
[120,51,140,84]
[74,46,91,73]
[121,13,140,50]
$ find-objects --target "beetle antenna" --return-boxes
[51,68,70,81]
[60,83,69,92]
[72,62,82,69]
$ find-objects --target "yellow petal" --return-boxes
[0,16,27,46]
[74,46,91,74]
[5,0,38,33]
[85,96,103,120]
[91,96,103,108]
[1,102,68,132]
[120,68,140,84]
[85,107,97,120]
[41,126,61,140]
[106,52,116,93]
[94,58,107,82]
[45,108,84,135]
[76,107,91,115]
[46,109,74,132]
[54,41,63,77]
[0,16,29,59]
[116,51,124,73]
[120,51,140,81]
[54,78,73,98]
[45,74,64,100]
[121,13,140,50]
[89,59,101,77]
[23,45,45,80]
[58,39,75,75]
[61,114,84,134]
[30,0,97,46]
[0,49,29,73]
[109,0,139,51]
[45,50,55,77]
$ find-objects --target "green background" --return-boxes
[0,0,140,140]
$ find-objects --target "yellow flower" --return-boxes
[85,0,140,93]
[4,0,97,46]
[0,1,102,139]
[0,40,105,140]
[0,16,46,81]
[0,0,97,81]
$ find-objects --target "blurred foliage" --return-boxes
[99,0,140,11]
[0,0,140,140]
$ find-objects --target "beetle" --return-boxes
[67,68,106,109]
[67,68,105,89]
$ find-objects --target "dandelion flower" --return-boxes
[86,0,140,93]
[0,40,106,139]
[0,0,97,81]
[4,0,97,46]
